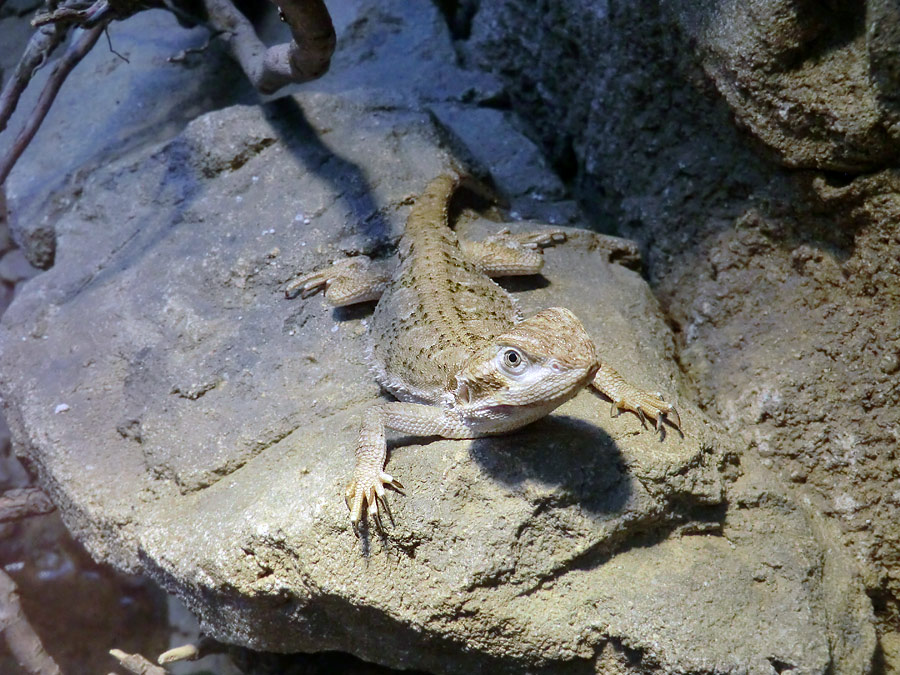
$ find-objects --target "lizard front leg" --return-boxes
[591,363,682,437]
[347,402,472,531]
[285,256,390,305]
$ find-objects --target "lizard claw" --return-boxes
[345,470,404,533]
[610,394,681,438]
[284,268,331,299]
[636,407,648,429]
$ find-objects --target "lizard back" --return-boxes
[369,175,521,403]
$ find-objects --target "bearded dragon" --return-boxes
[287,174,680,530]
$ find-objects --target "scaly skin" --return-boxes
[287,174,680,531]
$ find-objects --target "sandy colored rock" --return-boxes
[463,0,900,649]
[0,0,883,671]
[0,90,874,672]
[668,0,900,170]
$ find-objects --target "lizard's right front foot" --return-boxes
[284,256,387,305]
[345,470,404,534]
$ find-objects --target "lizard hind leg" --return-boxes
[461,228,568,277]
[285,256,389,306]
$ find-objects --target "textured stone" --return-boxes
[462,0,898,655]
[667,0,900,170]
[0,9,257,268]
[0,247,38,283]
[0,0,881,672]
[0,89,874,672]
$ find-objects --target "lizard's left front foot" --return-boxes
[345,470,404,534]
[610,391,681,438]
[592,365,683,439]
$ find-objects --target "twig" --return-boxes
[0,23,67,135]
[32,2,106,28]
[0,22,106,187]
[0,569,62,675]
[157,635,225,664]
[202,0,335,94]
[167,30,222,63]
[110,648,169,675]
[0,488,56,523]
[104,24,130,62]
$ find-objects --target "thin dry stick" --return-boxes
[0,569,62,675]
[110,649,170,675]
[0,22,106,186]
[0,488,56,523]
[157,635,225,664]
[203,0,335,94]
[32,0,111,27]
[0,23,67,135]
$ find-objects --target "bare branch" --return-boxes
[0,569,62,675]
[202,0,335,95]
[269,0,336,87]
[110,648,170,675]
[0,23,67,135]
[32,1,109,28]
[157,635,225,664]
[0,488,56,523]
[0,22,106,187]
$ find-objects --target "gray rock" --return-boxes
[868,0,900,133]
[0,0,505,270]
[667,0,900,170]
[462,6,900,648]
[0,247,38,283]
[462,0,785,248]
[0,15,35,81]
[0,9,257,268]
[0,91,874,672]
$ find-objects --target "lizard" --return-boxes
[286,173,681,531]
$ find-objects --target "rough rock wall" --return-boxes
[461,0,900,659]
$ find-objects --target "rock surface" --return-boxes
[461,0,900,658]
[668,0,900,170]
[0,85,875,675]
[0,9,257,269]
[0,0,881,673]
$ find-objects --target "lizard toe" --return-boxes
[345,471,403,532]
[380,471,404,492]
[345,487,365,536]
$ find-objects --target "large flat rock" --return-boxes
[0,90,873,672]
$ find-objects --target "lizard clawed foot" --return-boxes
[285,267,334,299]
[284,257,372,300]
[486,228,567,250]
[345,470,404,535]
[609,392,682,440]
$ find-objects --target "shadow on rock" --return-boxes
[264,97,391,246]
[469,414,630,517]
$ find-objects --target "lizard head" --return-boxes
[453,307,599,419]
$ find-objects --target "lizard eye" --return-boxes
[500,348,526,373]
